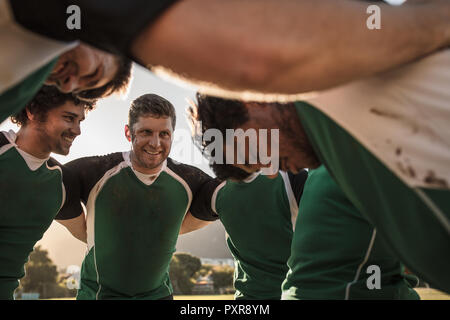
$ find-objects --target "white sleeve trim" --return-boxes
[280,171,299,231]
[211,181,227,215]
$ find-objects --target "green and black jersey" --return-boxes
[0,130,81,299]
[282,165,420,300]
[191,171,308,300]
[0,59,57,124]
[295,101,450,293]
[59,152,214,300]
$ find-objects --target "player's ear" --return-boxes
[25,108,35,122]
[124,124,132,142]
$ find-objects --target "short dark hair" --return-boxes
[192,93,250,138]
[188,93,253,180]
[11,86,96,126]
[188,92,249,162]
[128,94,176,132]
[75,56,132,101]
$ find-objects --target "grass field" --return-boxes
[415,288,450,300]
[47,289,449,300]
[174,294,234,300]
[173,289,450,300]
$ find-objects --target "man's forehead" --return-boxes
[54,102,86,117]
[134,115,173,130]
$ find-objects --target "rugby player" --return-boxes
[181,165,307,299]
[282,166,420,300]
[58,94,216,300]
[189,50,450,294]
[0,86,94,299]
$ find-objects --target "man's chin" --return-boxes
[52,148,70,156]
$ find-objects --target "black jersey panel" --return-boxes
[51,158,83,220]
[166,158,217,220]
[58,152,125,219]
[10,0,179,57]
[288,169,308,205]
[190,178,221,221]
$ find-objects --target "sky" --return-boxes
[0,63,226,269]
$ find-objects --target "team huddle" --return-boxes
[1,0,449,300]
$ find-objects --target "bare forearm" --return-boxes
[131,0,450,94]
[179,212,212,235]
[56,215,87,244]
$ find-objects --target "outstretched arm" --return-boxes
[56,213,87,243]
[131,0,450,94]
[179,212,213,235]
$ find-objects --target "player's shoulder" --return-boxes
[166,157,213,191]
[66,152,125,170]
[47,156,63,169]
[166,157,209,176]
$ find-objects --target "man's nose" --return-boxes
[148,134,160,148]
[71,122,82,137]
[57,75,79,93]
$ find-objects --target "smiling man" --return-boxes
[0,86,94,299]
[58,94,216,300]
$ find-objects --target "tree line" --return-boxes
[15,247,234,299]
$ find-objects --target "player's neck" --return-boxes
[129,152,165,176]
[15,127,51,159]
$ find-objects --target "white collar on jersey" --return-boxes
[241,170,261,183]
[3,130,49,171]
[122,150,167,186]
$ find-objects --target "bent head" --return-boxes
[11,86,95,155]
[189,93,320,180]
[45,43,132,99]
[125,94,176,174]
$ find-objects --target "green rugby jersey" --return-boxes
[0,59,57,124]
[0,130,80,299]
[282,165,420,300]
[191,171,308,300]
[295,102,450,293]
[60,152,214,300]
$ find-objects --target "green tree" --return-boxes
[169,252,202,294]
[18,246,74,299]
[210,265,234,292]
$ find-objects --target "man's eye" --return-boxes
[64,116,74,122]
[161,132,169,137]
[84,68,99,80]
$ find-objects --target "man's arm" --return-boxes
[131,0,450,94]
[179,212,213,235]
[56,213,87,243]
[180,177,223,235]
